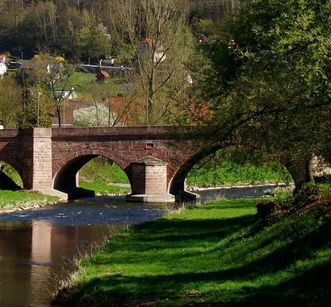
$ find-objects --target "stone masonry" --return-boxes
[0,127,199,202]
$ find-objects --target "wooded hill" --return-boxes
[0,0,235,60]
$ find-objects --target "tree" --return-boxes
[107,0,195,125]
[0,76,22,128]
[19,52,76,127]
[193,0,331,192]
[77,81,129,127]
[23,84,52,128]
[78,22,112,61]
[57,7,89,59]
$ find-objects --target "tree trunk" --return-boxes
[56,107,62,128]
[284,158,314,194]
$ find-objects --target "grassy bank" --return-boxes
[79,158,131,195]
[78,158,290,196]
[187,161,291,187]
[53,196,331,306]
[0,190,59,212]
[80,180,131,195]
[56,72,125,96]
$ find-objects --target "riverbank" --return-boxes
[53,195,331,306]
[0,190,59,214]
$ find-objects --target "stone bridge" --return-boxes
[0,127,209,202]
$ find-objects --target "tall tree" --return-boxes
[193,0,331,192]
[19,53,75,127]
[107,0,194,125]
[78,21,112,61]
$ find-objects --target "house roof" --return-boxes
[97,70,110,78]
[141,38,165,52]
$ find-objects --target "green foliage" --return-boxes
[319,183,331,199]
[194,0,331,191]
[79,158,291,190]
[0,76,23,128]
[79,157,129,184]
[0,2,112,61]
[56,72,96,92]
[187,160,291,187]
[78,24,112,60]
[54,198,331,306]
[22,84,52,128]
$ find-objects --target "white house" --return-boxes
[0,63,7,78]
[139,38,166,63]
[0,54,6,64]
[54,88,77,100]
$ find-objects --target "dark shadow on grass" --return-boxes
[199,199,261,210]
[89,215,257,266]
[131,215,257,242]
[217,259,331,307]
[54,258,331,307]
[53,210,331,307]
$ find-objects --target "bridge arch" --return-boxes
[53,150,131,199]
[169,145,224,200]
[170,144,294,201]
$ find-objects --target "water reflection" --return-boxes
[0,221,113,306]
[0,200,166,306]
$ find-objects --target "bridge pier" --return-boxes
[126,157,175,203]
[21,128,67,200]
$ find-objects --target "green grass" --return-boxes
[79,158,129,184]
[56,72,124,94]
[54,198,331,306]
[56,72,96,92]
[79,158,130,195]
[187,161,292,187]
[0,190,58,211]
[0,164,58,211]
[80,180,131,195]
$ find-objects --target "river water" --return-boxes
[0,184,284,306]
[0,197,166,306]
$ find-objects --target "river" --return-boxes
[0,197,166,306]
[0,184,284,306]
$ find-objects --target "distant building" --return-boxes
[96,69,110,82]
[0,54,7,78]
[100,58,115,67]
[139,38,166,63]
[53,88,77,100]
[0,54,6,64]
[0,63,7,78]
